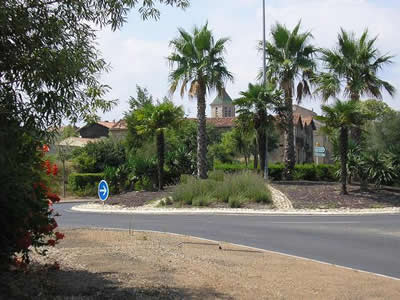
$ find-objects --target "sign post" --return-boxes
[98,180,109,206]
[314,145,326,164]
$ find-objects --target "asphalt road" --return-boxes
[56,203,400,279]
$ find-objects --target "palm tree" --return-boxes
[134,101,184,190]
[261,21,317,179]
[317,100,364,194]
[234,83,283,179]
[315,29,396,140]
[167,23,233,179]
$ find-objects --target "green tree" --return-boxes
[234,83,284,179]
[133,101,184,190]
[261,21,317,179]
[125,86,155,151]
[317,100,365,194]
[314,29,395,142]
[0,0,189,266]
[168,23,233,179]
[128,85,154,112]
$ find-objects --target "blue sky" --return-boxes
[97,0,400,122]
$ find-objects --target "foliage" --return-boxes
[0,133,63,269]
[72,139,126,173]
[314,29,395,102]
[0,0,189,267]
[129,100,184,189]
[68,173,104,196]
[172,172,272,208]
[168,23,233,178]
[261,21,317,178]
[358,150,398,188]
[128,85,154,112]
[213,161,337,182]
[317,100,367,193]
[234,82,284,173]
[165,119,221,175]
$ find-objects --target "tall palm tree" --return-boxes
[134,101,184,190]
[314,29,395,140]
[317,100,364,194]
[168,23,233,179]
[261,21,317,179]
[234,83,283,178]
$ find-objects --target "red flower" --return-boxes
[55,232,64,240]
[42,144,50,153]
[47,192,60,203]
[13,257,27,270]
[52,164,58,176]
[47,239,56,247]
[44,160,52,175]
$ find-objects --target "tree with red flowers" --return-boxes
[0,0,190,269]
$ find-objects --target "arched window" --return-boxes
[215,107,218,117]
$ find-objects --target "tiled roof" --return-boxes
[111,120,128,130]
[97,121,117,129]
[206,117,236,128]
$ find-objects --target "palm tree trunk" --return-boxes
[340,127,348,195]
[197,84,208,179]
[349,92,368,191]
[156,130,165,190]
[284,89,296,180]
[257,128,266,175]
[253,137,259,170]
[264,128,269,180]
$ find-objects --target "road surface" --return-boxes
[56,203,400,279]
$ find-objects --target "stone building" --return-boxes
[210,89,235,118]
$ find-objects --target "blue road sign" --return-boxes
[98,180,109,201]
[315,146,326,153]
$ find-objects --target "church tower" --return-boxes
[210,89,235,118]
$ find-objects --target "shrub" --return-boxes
[69,173,104,195]
[228,195,244,208]
[208,170,225,182]
[293,164,317,181]
[172,172,272,207]
[269,164,284,181]
[72,139,126,173]
[315,164,337,181]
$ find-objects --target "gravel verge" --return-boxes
[2,229,399,299]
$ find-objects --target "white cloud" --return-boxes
[98,0,400,121]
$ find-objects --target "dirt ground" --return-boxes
[106,186,174,207]
[2,229,400,299]
[272,181,400,209]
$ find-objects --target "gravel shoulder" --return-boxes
[2,229,399,299]
[272,181,400,209]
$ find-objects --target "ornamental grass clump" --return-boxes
[172,171,272,207]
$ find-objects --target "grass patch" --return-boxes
[172,171,272,208]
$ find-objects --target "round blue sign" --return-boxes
[98,180,109,201]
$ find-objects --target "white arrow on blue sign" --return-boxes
[98,180,109,201]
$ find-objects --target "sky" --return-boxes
[97,0,400,122]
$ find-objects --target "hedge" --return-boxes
[69,173,104,193]
[213,162,337,182]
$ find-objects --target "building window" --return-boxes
[223,107,228,117]
[215,107,218,117]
